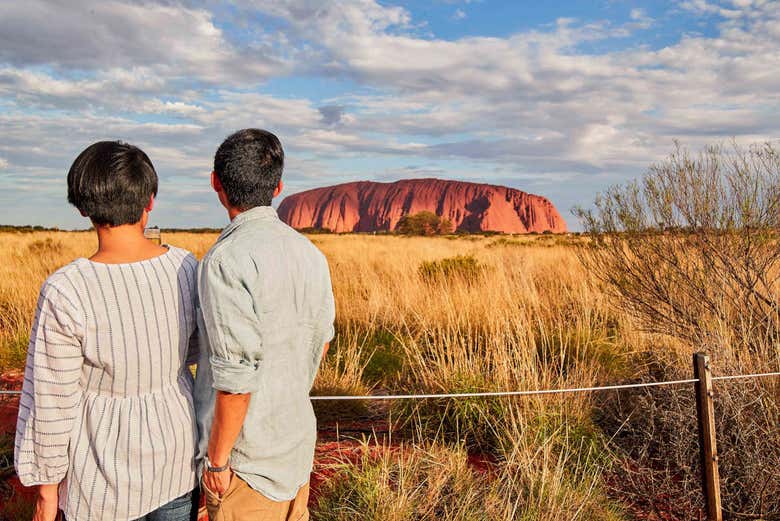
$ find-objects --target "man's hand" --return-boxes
[204,391,250,497]
[33,484,59,521]
[203,468,232,497]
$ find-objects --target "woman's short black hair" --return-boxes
[213,129,284,209]
[67,141,158,226]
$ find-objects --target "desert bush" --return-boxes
[577,142,780,517]
[598,361,780,518]
[418,255,483,283]
[396,211,453,236]
[575,142,780,351]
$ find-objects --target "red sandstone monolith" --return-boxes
[277,178,567,233]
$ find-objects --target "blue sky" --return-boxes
[0,0,778,230]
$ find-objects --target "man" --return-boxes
[193,129,335,521]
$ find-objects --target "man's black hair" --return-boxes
[67,141,158,226]
[213,129,284,209]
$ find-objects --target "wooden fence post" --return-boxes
[694,352,723,521]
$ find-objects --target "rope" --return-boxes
[309,379,699,400]
[0,372,776,400]
[712,371,780,381]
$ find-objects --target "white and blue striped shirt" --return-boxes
[15,246,199,521]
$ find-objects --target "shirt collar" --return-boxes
[218,205,279,242]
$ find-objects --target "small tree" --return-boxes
[396,211,453,236]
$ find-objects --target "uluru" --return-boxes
[277,178,567,234]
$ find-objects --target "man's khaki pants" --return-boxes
[202,474,309,521]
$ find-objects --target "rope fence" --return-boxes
[2,373,778,398]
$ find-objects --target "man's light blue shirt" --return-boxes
[193,205,335,501]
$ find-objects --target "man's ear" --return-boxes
[273,179,284,198]
[145,195,155,213]
[211,171,222,193]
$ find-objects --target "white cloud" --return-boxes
[0,157,7,169]
[452,9,467,20]
[678,0,744,18]
[141,100,206,117]
[0,1,284,84]
[628,8,654,28]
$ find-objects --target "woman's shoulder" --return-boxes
[37,260,86,311]
[163,246,199,279]
[165,245,198,264]
[42,259,85,289]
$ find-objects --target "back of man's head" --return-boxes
[213,129,284,209]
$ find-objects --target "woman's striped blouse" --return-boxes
[15,246,200,521]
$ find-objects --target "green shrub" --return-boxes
[26,238,64,256]
[299,227,333,234]
[396,212,453,236]
[418,255,483,283]
[486,237,526,248]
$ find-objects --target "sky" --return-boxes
[1,0,779,230]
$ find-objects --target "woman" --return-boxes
[15,141,200,521]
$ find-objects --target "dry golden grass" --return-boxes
[1,231,630,381]
[0,231,629,519]
[2,230,776,519]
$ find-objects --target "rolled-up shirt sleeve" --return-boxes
[199,256,263,394]
[15,281,84,486]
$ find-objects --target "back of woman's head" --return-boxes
[67,141,158,226]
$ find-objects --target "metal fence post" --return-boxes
[694,352,723,521]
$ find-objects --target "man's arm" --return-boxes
[207,340,327,495]
[198,257,265,494]
[202,391,250,495]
